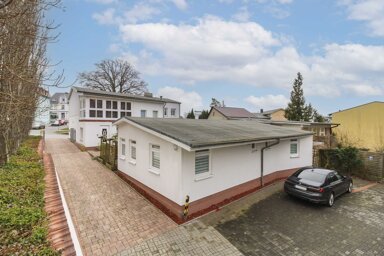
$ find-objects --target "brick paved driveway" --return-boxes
[214,182,384,255]
[46,139,241,256]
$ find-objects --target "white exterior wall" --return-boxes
[181,136,313,203]
[81,121,116,147]
[68,91,80,142]
[117,123,182,204]
[68,89,180,147]
[131,101,164,117]
[117,120,313,205]
[264,136,313,175]
[164,103,181,118]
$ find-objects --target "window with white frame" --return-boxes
[319,127,325,136]
[290,139,299,158]
[141,110,146,117]
[120,138,126,159]
[150,144,160,171]
[106,100,112,109]
[153,110,158,118]
[89,99,96,117]
[130,140,136,162]
[171,108,176,116]
[195,150,210,177]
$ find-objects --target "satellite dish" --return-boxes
[0,0,12,9]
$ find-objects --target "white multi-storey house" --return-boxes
[68,87,181,148]
[50,92,69,122]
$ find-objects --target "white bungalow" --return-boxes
[114,117,313,222]
[68,87,180,148]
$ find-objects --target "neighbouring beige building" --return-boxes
[259,108,287,121]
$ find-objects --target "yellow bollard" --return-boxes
[183,195,190,218]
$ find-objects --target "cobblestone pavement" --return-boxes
[46,139,241,256]
[118,221,242,256]
[215,182,384,256]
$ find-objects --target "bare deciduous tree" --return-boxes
[0,0,62,164]
[78,59,148,94]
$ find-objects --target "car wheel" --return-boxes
[327,193,334,207]
[347,182,353,193]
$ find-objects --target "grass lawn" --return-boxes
[0,136,58,255]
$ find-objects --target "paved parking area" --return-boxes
[214,183,384,256]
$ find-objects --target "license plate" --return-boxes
[295,185,307,191]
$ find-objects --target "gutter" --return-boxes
[260,139,280,187]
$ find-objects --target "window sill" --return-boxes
[194,174,213,182]
[129,160,136,166]
[148,168,160,175]
[119,156,126,160]
[290,155,299,158]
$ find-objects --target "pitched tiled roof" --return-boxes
[212,106,256,119]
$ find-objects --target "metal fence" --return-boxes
[99,137,118,171]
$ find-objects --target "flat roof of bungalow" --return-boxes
[114,117,313,150]
[69,86,181,104]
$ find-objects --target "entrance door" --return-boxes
[99,125,110,140]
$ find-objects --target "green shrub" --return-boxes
[0,136,59,255]
[319,146,363,175]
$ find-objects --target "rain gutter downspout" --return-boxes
[260,139,280,187]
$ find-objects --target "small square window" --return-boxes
[121,112,126,118]
[171,108,176,116]
[121,102,126,110]
[290,139,299,158]
[112,101,118,109]
[97,100,103,109]
[126,102,131,110]
[130,140,136,161]
[106,101,111,109]
[195,150,210,176]
[89,110,96,117]
[112,111,118,118]
[319,127,326,136]
[126,112,132,117]
[97,110,103,118]
[141,110,146,117]
[150,144,160,170]
[120,138,126,158]
[90,99,95,108]
[106,111,111,118]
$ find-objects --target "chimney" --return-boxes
[160,96,163,99]
[260,109,263,113]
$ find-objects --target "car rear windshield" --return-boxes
[296,169,327,183]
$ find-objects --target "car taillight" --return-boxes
[308,187,324,193]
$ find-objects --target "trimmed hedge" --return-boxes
[0,136,58,255]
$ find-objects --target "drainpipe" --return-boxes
[260,139,280,187]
